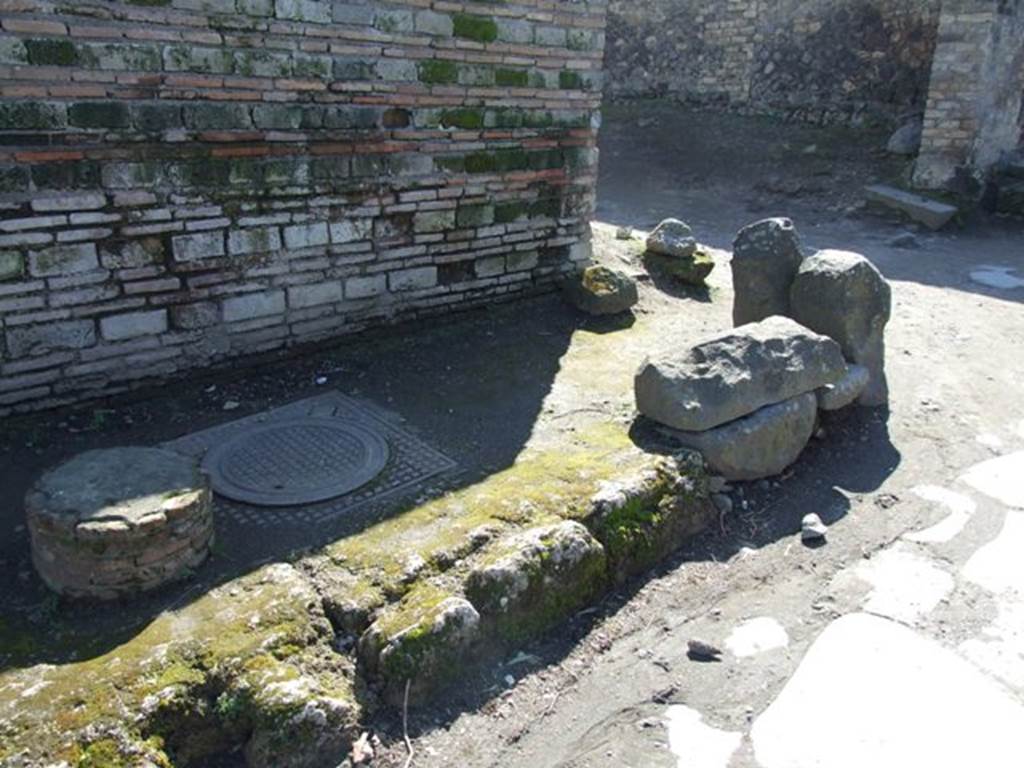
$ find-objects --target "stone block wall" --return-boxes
[0,0,606,415]
[913,0,1024,190]
[605,0,940,126]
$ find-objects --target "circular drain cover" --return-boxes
[202,417,390,507]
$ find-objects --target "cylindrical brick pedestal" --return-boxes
[26,447,213,600]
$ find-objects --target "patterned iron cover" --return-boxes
[201,417,390,506]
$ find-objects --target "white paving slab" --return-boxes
[752,613,1024,768]
[960,451,1024,509]
[963,510,1024,594]
[664,705,741,768]
[905,485,976,543]
[960,598,1024,690]
[857,544,954,623]
[725,617,790,658]
[969,266,1024,290]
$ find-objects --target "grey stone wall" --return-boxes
[605,0,940,126]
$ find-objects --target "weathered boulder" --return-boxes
[790,250,892,406]
[646,218,697,259]
[886,118,923,156]
[647,244,716,286]
[817,364,870,411]
[359,586,481,703]
[562,265,639,316]
[731,218,804,325]
[635,316,847,432]
[661,393,818,481]
[465,521,606,639]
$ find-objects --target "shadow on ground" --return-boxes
[0,294,584,670]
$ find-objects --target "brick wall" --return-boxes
[0,0,607,415]
[605,0,940,126]
[914,0,1024,190]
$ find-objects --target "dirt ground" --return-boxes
[1,103,1022,766]
[362,105,1024,766]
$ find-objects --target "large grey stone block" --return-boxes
[662,393,818,481]
[635,316,846,432]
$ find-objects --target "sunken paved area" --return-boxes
[1,105,1023,766]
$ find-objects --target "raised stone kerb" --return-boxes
[25,446,213,600]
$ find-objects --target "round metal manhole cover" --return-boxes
[202,417,390,507]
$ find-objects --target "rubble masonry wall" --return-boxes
[604,0,941,126]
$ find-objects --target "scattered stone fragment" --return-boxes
[616,226,634,240]
[888,232,921,249]
[562,265,639,316]
[731,218,804,326]
[801,513,828,543]
[464,521,607,640]
[886,118,923,156]
[661,393,819,481]
[712,494,734,515]
[648,244,716,286]
[635,316,846,432]
[687,639,723,661]
[646,218,697,259]
[25,447,213,600]
[790,250,892,406]
[817,364,871,411]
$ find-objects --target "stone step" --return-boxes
[864,184,958,230]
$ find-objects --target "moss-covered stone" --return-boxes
[25,38,78,66]
[452,13,498,43]
[68,101,131,129]
[358,584,481,703]
[0,251,24,282]
[495,67,529,87]
[578,453,716,582]
[440,108,485,130]
[464,521,607,643]
[559,70,585,90]
[418,59,459,85]
[0,102,66,130]
[0,564,358,767]
[646,245,717,286]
